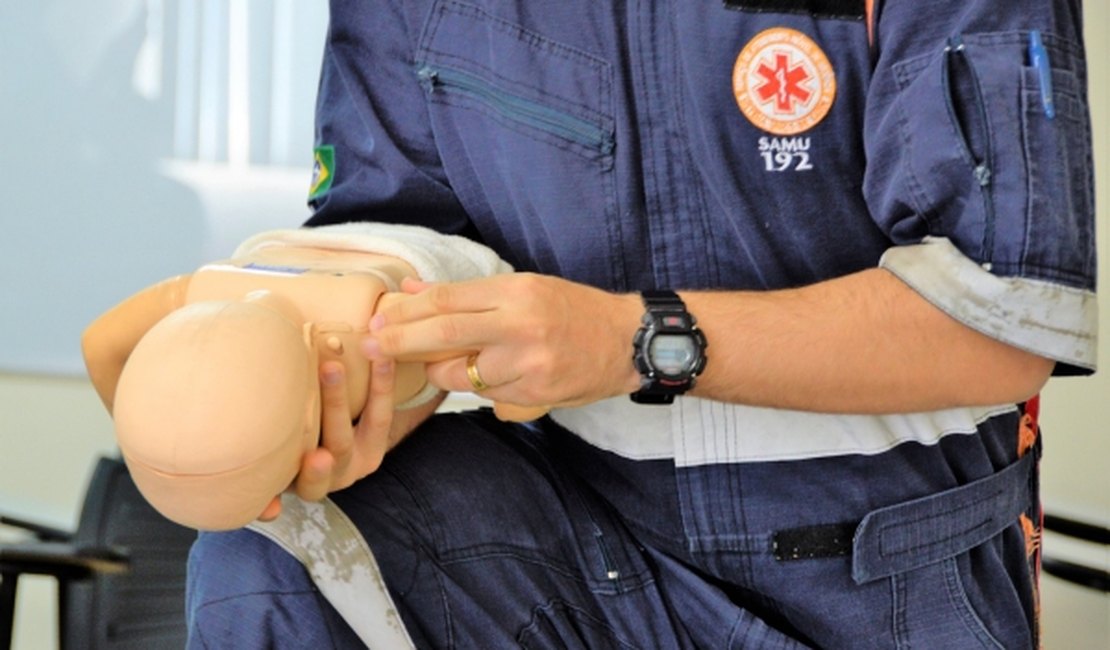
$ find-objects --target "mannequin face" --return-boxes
[113,292,320,530]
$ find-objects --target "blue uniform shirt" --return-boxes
[306,0,1095,377]
[185,3,1099,648]
[302,0,1097,479]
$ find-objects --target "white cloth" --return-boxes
[235,221,514,282]
[250,496,415,649]
[243,222,512,648]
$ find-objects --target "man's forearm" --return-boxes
[682,268,1053,414]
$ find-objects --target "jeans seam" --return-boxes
[363,473,431,599]
[943,557,1005,649]
[515,597,642,649]
[434,557,456,650]
[891,572,909,649]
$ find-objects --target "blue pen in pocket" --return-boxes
[1028,30,1055,119]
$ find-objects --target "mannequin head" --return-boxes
[113,291,319,530]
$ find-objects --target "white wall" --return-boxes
[1,2,1107,648]
[0,0,324,376]
[1038,1,1110,646]
[0,1,327,647]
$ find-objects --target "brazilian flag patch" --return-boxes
[309,145,336,200]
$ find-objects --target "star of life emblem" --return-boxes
[733,28,836,136]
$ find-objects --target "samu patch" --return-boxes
[732,27,836,136]
[308,145,336,201]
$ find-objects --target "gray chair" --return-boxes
[0,456,196,649]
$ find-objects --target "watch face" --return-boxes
[649,334,698,377]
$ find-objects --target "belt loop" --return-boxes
[852,453,1034,584]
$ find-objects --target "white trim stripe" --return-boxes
[550,397,1017,466]
[672,399,1016,467]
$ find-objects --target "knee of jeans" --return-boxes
[187,529,318,611]
[186,529,364,649]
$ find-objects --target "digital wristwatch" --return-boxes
[630,290,708,404]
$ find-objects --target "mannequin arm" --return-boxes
[82,275,192,412]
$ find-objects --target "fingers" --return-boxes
[425,353,521,396]
[350,359,396,475]
[317,361,355,482]
[364,310,502,361]
[294,359,398,504]
[293,446,336,503]
[364,273,628,414]
[365,279,506,358]
[380,278,498,326]
[293,360,354,502]
[399,276,431,294]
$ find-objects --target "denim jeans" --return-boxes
[187,409,1038,649]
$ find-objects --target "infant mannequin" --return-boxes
[82,224,528,531]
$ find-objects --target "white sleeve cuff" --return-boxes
[880,237,1097,373]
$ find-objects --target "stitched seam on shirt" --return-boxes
[635,6,670,286]
[665,9,720,287]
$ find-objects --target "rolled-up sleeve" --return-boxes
[862,0,1097,374]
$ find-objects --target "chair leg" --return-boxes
[56,581,69,650]
[1,572,18,650]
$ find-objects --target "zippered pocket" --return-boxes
[412,0,624,289]
[941,35,996,264]
[417,63,614,158]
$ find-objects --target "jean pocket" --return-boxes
[891,524,1039,650]
[891,556,1008,649]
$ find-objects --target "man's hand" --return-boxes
[363,274,643,412]
[258,357,444,522]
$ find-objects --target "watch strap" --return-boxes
[640,289,685,309]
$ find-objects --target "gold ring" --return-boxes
[465,353,490,392]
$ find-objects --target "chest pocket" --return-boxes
[415,0,622,287]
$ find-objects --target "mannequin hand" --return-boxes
[363,274,643,412]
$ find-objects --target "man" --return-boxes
[187,0,1096,647]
